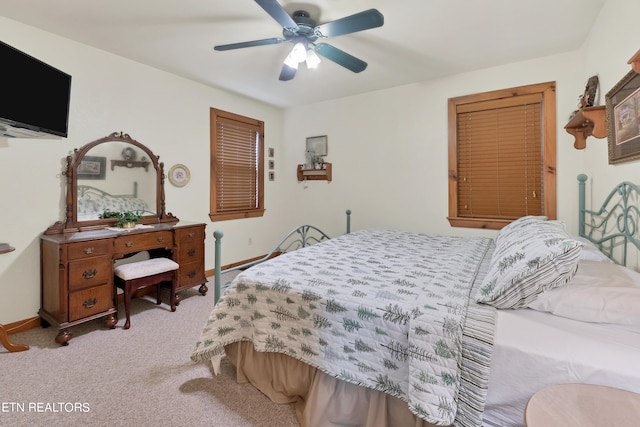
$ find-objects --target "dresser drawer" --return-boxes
[68,256,112,291]
[114,231,173,254]
[69,284,113,321]
[67,239,112,260]
[176,226,205,244]
[178,242,204,261]
[178,260,206,288]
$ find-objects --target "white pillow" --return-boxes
[477,218,582,309]
[573,236,613,263]
[528,260,640,333]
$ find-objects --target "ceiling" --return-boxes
[1,0,605,108]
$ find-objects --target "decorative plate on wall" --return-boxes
[168,164,191,187]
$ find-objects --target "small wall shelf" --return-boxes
[297,163,332,182]
[565,105,607,150]
[110,160,151,171]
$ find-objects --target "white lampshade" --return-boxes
[290,42,307,63]
[305,49,321,69]
[283,52,299,69]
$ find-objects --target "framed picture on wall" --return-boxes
[306,135,328,156]
[168,164,191,187]
[606,69,640,164]
[77,156,106,180]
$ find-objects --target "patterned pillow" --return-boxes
[77,197,97,215]
[494,215,547,247]
[94,196,149,214]
[476,219,582,308]
[118,197,149,212]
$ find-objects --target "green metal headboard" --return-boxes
[578,174,640,265]
[78,181,138,199]
[212,209,352,303]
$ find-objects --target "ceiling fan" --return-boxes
[214,0,384,81]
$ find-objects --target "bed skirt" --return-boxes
[225,342,440,427]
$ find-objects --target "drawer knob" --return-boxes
[84,247,94,255]
[188,232,195,238]
[83,298,97,309]
[188,248,196,256]
[157,236,165,242]
[125,241,134,248]
[83,269,97,279]
[188,270,196,278]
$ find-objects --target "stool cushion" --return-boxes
[114,258,179,281]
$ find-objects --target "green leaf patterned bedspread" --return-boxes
[192,229,496,426]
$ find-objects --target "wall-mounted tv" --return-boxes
[0,41,72,138]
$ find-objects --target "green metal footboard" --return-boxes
[213,209,352,303]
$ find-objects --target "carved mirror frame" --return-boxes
[45,131,177,234]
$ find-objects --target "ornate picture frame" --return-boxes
[607,69,640,164]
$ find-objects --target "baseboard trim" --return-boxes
[7,255,270,335]
[3,316,40,335]
[204,252,281,277]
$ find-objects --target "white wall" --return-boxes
[282,0,640,241]
[284,53,580,239]
[579,0,640,203]
[1,0,639,324]
[0,17,286,324]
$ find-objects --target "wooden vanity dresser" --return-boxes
[40,132,208,345]
[40,222,206,345]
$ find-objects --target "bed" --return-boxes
[77,182,153,221]
[191,175,640,427]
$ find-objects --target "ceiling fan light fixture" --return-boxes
[305,49,321,69]
[214,2,384,81]
[283,51,299,69]
[290,42,307,63]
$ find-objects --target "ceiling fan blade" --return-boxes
[279,63,297,81]
[255,0,298,30]
[315,9,384,38]
[214,37,285,51]
[314,43,367,73]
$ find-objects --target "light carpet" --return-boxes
[0,275,299,427]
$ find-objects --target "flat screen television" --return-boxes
[0,41,72,138]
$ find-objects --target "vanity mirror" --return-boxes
[45,131,177,234]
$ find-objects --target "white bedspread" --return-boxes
[483,308,640,427]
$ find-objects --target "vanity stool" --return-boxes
[114,257,179,329]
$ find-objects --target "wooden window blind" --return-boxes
[209,108,264,221]
[448,82,556,229]
[457,94,543,218]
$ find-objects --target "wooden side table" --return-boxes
[0,243,29,352]
[525,383,640,427]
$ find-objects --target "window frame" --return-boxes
[447,82,557,230]
[209,108,265,222]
